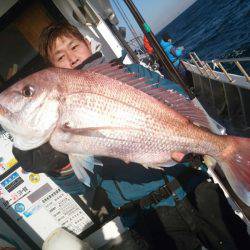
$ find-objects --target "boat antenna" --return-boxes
[123,0,191,96]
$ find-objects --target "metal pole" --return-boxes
[192,52,210,77]
[189,53,204,76]
[217,62,234,82]
[205,63,220,79]
[113,0,143,49]
[66,0,87,24]
[105,19,139,64]
[123,0,190,96]
[234,61,250,82]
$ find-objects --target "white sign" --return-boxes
[0,167,93,247]
[0,129,17,175]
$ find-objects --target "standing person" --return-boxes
[143,35,154,55]
[160,32,187,78]
[143,35,160,71]
[12,23,249,250]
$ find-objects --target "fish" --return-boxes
[0,63,249,205]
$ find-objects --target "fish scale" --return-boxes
[62,72,183,124]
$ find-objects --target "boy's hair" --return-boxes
[39,22,87,63]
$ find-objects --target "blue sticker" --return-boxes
[23,210,32,218]
[14,202,25,213]
[1,172,19,187]
[23,205,41,218]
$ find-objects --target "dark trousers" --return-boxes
[131,181,250,250]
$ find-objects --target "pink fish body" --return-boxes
[0,64,249,205]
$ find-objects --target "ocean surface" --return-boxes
[157,0,250,72]
[156,0,250,136]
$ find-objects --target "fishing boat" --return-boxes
[0,0,249,249]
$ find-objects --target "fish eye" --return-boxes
[22,85,35,97]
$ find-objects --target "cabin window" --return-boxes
[0,0,65,87]
[0,23,37,82]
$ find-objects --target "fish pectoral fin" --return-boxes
[62,123,106,138]
[61,123,139,139]
[68,154,96,187]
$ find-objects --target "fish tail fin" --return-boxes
[217,136,250,205]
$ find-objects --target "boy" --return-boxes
[13,23,249,249]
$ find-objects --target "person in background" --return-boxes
[142,35,160,71]
[143,35,154,55]
[12,23,249,250]
[160,32,187,78]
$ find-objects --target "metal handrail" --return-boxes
[189,53,250,83]
[184,53,250,135]
[211,58,250,83]
[205,57,250,64]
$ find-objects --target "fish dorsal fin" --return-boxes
[86,63,211,129]
[88,62,138,83]
[152,89,210,128]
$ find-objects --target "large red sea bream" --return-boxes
[0,64,249,205]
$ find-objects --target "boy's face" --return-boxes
[49,35,92,69]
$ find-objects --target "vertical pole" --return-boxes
[234,61,250,82]
[217,62,234,82]
[205,63,220,79]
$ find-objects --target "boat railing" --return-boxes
[183,53,250,137]
[189,52,250,83]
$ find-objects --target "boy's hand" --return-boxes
[171,152,185,162]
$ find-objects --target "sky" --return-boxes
[111,0,197,39]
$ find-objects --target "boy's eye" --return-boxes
[72,45,79,50]
[57,55,65,62]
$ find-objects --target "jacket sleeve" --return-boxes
[125,63,188,97]
[12,142,70,175]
